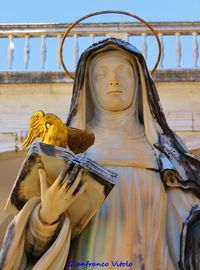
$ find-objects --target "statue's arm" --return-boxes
[25,203,61,259]
[25,168,86,259]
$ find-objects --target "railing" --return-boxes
[0,130,28,152]
[0,21,199,71]
[0,21,200,153]
[0,111,200,153]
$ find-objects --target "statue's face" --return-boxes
[89,51,136,111]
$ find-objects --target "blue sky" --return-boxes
[0,0,199,71]
[0,0,199,23]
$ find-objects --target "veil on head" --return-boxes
[66,37,200,197]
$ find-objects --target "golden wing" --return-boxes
[43,113,68,148]
[22,110,47,148]
[67,127,95,154]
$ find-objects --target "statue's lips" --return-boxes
[107,90,122,95]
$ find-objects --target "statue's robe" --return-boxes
[1,38,200,270]
[66,121,199,269]
[1,130,199,270]
[0,197,71,270]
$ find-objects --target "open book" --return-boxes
[5,140,117,238]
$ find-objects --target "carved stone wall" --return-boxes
[0,69,199,153]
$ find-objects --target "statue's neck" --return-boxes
[89,106,144,138]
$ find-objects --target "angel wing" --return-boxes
[67,127,95,154]
[22,110,47,148]
[43,113,68,148]
[23,110,95,153]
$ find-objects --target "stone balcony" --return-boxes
[0,21,200,156]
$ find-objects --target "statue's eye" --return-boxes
[95,72,106,80]
[120,67,132,76]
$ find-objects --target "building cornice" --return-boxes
[0,69,199,84]
[0,21,200,37]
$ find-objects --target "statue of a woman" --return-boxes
[1,38,200,270]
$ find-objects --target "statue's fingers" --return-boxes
[39,169,48,196]
[60,163,80,190]
[67,169,83,195]
[51,174,70,192]
[67,164,80,184]
[57,162,72,184]
[67,181,88,205]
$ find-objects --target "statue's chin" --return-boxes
[101,102,132,112]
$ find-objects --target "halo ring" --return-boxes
[59,10,162,79]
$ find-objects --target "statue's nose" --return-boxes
[110,81,119,86]
[109,72,119,86]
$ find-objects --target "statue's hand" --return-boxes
[39,168,86,225]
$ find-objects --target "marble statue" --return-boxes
[1,37,200,270]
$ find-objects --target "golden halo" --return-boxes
[59,10,162,79]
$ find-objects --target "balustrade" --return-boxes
[0,111,200,153]
[0,21,199,71]
[0,21,200,153]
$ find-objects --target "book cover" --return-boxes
[5,140,117,238]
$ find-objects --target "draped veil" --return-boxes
[67,37,200,196]
[66,38,200,269]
